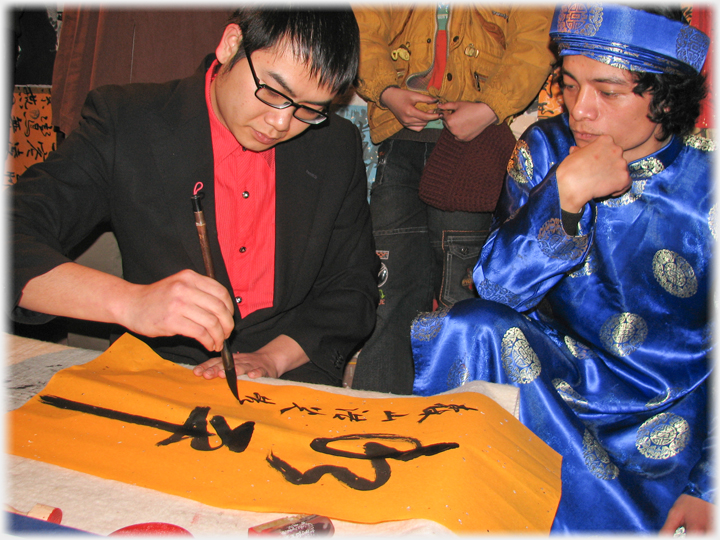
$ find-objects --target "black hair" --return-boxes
[628,4,707,139]
[224,5,360,96]
[630,69,707,139]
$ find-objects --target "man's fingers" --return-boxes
[193,357,227,379]
[190,272,235,316]
[246,368,267,379]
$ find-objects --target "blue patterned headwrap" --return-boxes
[550,3,710,75]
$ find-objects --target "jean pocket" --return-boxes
[439,234,486,306]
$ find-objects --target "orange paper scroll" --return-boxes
[8,333,562,533]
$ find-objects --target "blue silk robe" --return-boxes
[411,114,714,532]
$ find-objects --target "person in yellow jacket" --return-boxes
[351,4,555,394]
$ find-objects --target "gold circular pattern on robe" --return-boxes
[709,204,716,240]
[652,249,698,298]
[570,258,596,277]
[564,335,595,360]
[601,180,647,207]
[538,218,589,260]
[448,355,471,389]
[554,378,589,411]
[501,327,541,384]
[636,412,689,460]
[599,312,648,356]
[582,430,619,480]
[507,139,532,185]
[477,279,521,307]
[569,247,597,278]
[411,307,449,342]
[646,388,682,408]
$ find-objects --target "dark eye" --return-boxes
[256,86,291,108]
[264,87,284,100]
[560,78,576,91]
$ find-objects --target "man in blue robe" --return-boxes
[411,3,714,533]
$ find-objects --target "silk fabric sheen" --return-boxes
[412,114,714,532]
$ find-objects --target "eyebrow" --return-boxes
[265,69,333,108]
[561,67,630,86]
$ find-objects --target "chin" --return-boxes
[236,137,272,152]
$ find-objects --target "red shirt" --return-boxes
[205,61,275,317]
[428,5,450,90]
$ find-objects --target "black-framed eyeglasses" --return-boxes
[244,46,329,125]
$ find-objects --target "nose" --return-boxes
[569,86,598,122]
[264,106,294,133]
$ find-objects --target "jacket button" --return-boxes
[446,73,453,81]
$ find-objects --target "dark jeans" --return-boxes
[353,138,492,394]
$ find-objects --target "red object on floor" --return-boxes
[9,503,63,524]
[38,506,62,524]
[109,522,193,536]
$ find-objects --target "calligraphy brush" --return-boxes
[190,182,240,402]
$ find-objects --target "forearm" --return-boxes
[256,335,310,376]
[18,262,135,325]
[19,262,235,353]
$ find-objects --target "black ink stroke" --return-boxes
[209,415,254,453]
[156,406,220,450]
[267,449,391,491]
[40,395,213,438]
[39,395,254,453]
[418,403,478,423]
[266,433,458,491]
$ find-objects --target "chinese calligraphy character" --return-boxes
[239,392,275,405]
[333,408,368,422]
[280,402,324,416]
[418,403,478,423]
[382,410,408,422]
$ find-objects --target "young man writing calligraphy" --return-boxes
[10,6,379,387]
[411,3,714,533]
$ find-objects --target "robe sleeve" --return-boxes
[684,414,715,503]
[472,123,595,312]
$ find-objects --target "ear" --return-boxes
[215,24,243,65]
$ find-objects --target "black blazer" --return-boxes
[11,56,379,386]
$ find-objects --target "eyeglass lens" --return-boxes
[254,87,326,124]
